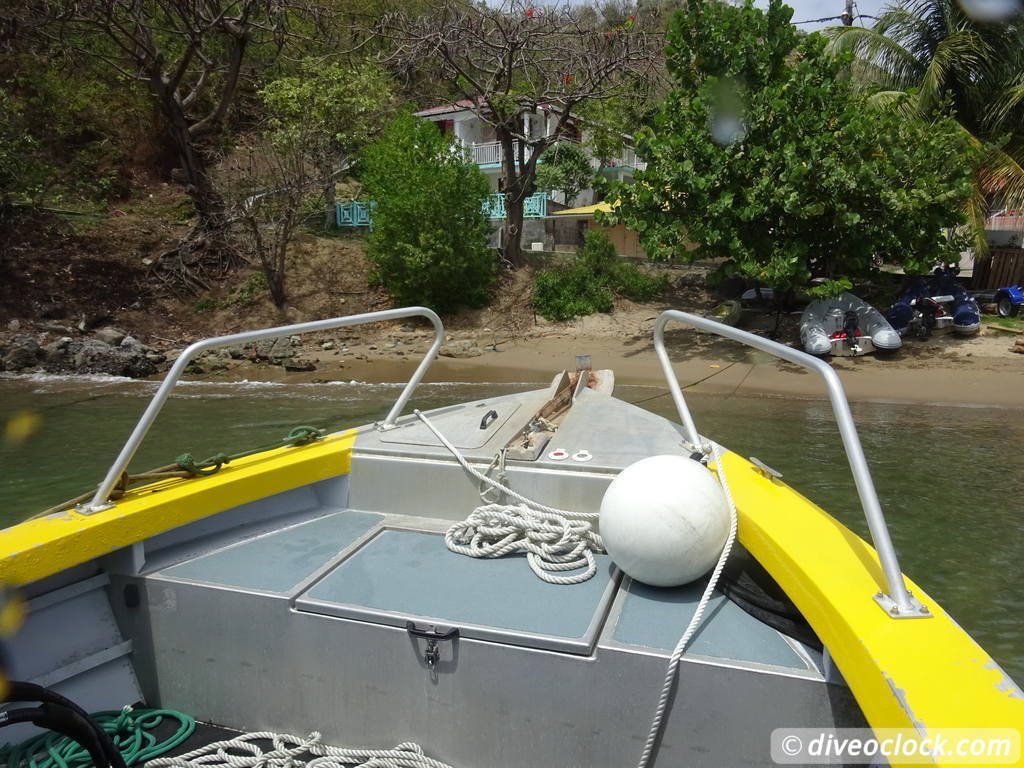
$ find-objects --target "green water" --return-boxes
[1,373,1022,683]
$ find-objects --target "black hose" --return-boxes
[2,682,128,768]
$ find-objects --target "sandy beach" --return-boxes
[202,307,1024,409]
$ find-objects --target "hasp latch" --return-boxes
[406,621,459,679]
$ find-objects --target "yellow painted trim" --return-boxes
[0,429,358,586]
[717,451,1024,750]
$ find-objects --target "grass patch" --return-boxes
[195,272,269,312]
[983,313,1024,332]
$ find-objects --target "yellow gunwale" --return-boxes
[718,450,1023,747]
[0,429,358,586]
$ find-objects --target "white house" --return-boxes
[412,100,645,213]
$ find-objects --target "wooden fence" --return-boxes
[973,248,1024,289]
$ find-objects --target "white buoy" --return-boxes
[599,454,729,587]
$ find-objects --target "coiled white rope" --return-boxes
[445,504,603,584]
[145,730,454,768]
[635,441,739,768]
[414,409,603,584]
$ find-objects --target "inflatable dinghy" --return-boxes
[800,292,901,356]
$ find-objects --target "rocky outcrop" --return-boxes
[218,335,316,371]
[1,335,41,371]
[439,339,484,358]
[51,336,158,378]
[93,327,128,346]
[1,330,158,378]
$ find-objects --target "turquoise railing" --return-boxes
[524,192,548,218]
[482,194,506,219]
[482,192,547,220]
[335,201,374,229]
[337,195,546,226]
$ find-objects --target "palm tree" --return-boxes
[826,0,1024,259]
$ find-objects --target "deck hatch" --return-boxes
[159,510,383,593]
[610,578,810,670]
[295,528,620,655]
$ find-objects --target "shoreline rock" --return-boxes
[0,330,158,378]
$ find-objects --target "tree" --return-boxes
[225,126,325,309]
[603,0,975,297]
[826,0,1024,256]
[260,61,396,231]
[44,0,297,289]
[535,142,594,206]
[380,0,653,268]
[359,112,494,312]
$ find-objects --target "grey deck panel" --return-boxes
[355,389,553,462]
[160,510,383,593]
[297,528,618,654]
[354,385,692,474]
[611,578,808,670]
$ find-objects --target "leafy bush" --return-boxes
[533,268,615,321]
[603,0,976,296]
[615,264,664,302]
[533,230,665,321]
[360,113,495,312]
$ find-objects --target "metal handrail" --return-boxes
[653,310,928,619]
[82,307,444,514]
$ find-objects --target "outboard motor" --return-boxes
[842,310,861,352]
[912,296,942,339]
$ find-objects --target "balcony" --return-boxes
[469,140,645,171]
[471,140,534,165]
[337,195,546,226]
[590,147,647,171]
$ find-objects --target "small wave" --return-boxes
[176,379,287,389]
[1,371,140,385]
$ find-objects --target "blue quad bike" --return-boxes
[971,285,1024,318]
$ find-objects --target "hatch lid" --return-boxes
[295,528,619,655]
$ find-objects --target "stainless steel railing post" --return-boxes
[653,310,928,619]
[82,307,443,513]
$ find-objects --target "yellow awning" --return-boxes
[553,202,616,216]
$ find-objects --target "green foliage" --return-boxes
[602,0,976,294]
[359,112,495,313]
[535,143,594,204]
[826,0,1024,253]
[532,230,664,321]
[174,197,197,222]
[194,272,269,311]
[0,88,51,206]
[3,55,143,205]
[260,61,395,156]
[533,268,615,321]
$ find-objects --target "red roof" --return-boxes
[413,99,563,118]
[413,100,479,116]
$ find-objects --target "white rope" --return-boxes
[145,730,455,768]
[446,503,602,584]
[414,409,603,584]
[635,441,739,768]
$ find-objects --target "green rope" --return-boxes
[175,425,324,477]
[0,707,195,768]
